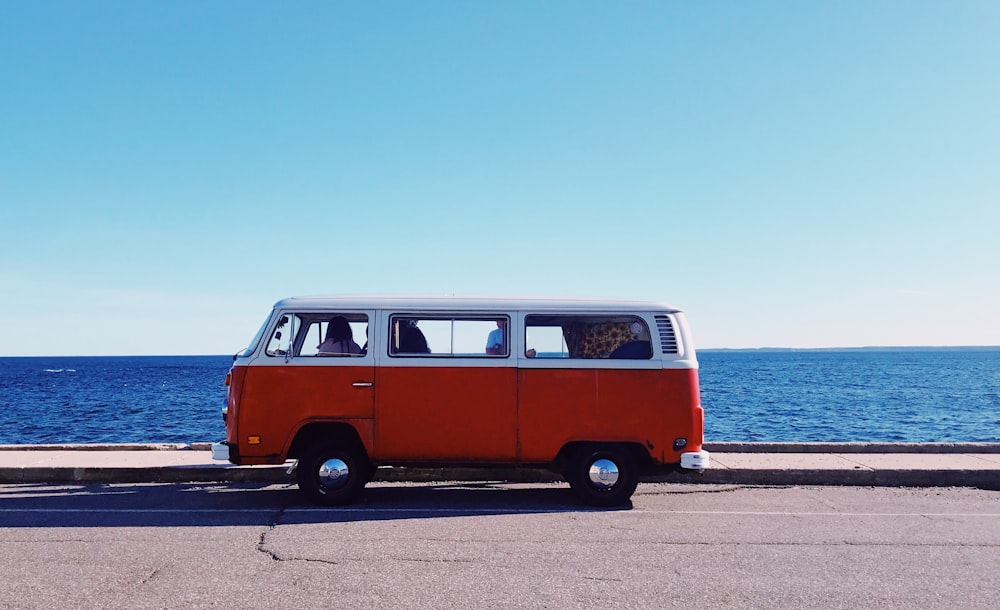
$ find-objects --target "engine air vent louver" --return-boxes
[655,315,678,354]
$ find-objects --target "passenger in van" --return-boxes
[317,316,363,356]
[485,319,506,355]
[609,340,653,359]
[397,320,430,354]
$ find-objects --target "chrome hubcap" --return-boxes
[318,458,350,490]
[587,458,620,489]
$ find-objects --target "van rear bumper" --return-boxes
[680,450,710,470]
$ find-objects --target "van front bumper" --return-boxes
[680,450,710,471]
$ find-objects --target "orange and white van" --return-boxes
[213,296,709,506]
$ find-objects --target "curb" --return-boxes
[4,467,997,490]
[2,464,998,491]
[0,466,291,485]
[694,468,1000,490]
[1,443,998,490]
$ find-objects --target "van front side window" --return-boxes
[266,313,369,357]
[525,315,652,359]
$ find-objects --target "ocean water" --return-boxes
[0,350,997,444]
[699,350,999,442]
[0,356,229,445]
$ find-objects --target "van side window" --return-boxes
[389,315,509,357]
[299,314,368,357]
[266,313,369,357]
[525,315,652,359]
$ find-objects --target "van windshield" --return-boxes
[237,314,272,358]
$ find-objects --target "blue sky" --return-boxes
[1,1,998,355]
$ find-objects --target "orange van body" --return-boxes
[215,296,708,505]
[226,365,701,465]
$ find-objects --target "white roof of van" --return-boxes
[273,295,682,313]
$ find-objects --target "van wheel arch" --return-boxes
[287,422,367,461]
[554,441,651,475]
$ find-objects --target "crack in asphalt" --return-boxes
[286,557,342,566]
[256,505,288,562]
[391,557,478,564]
[138,567,161,585]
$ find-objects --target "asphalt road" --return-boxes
[1,482,998,609]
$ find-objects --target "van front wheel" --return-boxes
[567,447,639,507]
[296,442,369,506]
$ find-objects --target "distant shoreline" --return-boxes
[699,346,1000,353]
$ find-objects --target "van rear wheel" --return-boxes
[567,446,639,507]
[296,442,369,506]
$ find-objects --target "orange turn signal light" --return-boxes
[247,436,261,445]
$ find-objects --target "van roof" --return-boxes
[274,295,682,313]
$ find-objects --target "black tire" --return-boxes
[296,442,369,506]
[566,446,639,507]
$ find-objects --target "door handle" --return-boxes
[352,382,374,388]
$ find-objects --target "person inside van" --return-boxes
[486,319,506,355]
[317,316,363,356]
[396,319,430,354]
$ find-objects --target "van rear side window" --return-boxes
[525,315,652,359]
